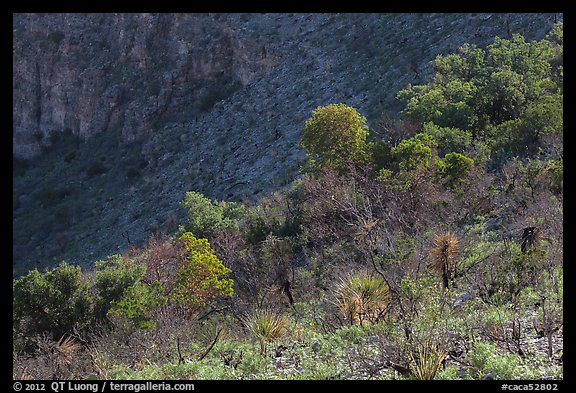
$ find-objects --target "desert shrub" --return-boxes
[93,255,146,321]
[85,161,108,178]
[170,232,234,317]
[475,246,547,306]
[197,78,242,113]
[109,359,232,380]
[397,27,563,165]
[391,133,438,172]
[301,103,371,172]
[180,191,244,238]
[240,191,300,244]
[545,159,563,194]
[107,280,167,330]
[468,341,522,379]
[422,122,473,156]
[13,262,93,339]
[435,152,475,189]
[125,233,181,292]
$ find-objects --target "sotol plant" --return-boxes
[408,338,447,380]
[246,309,289,355]
[430,232,460,289]
[333,271,390,326]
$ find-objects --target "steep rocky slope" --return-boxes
[13,13,277,158]
[13,13,562,275]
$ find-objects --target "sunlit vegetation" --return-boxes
[13,25,562,380]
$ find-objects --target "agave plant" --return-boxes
[56,335,79,368]
[246,309,289,355]
[333,271,390,326]
[430,232,460,289]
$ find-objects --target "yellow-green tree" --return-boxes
[170,232,234,317]
[301,103,370,172]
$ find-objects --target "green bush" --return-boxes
[391,133,438,172]
[13,262,93,338]
[170,232,234,316]
[93,255,146,320]
[435,152,474,188]
[468,341,522,379]
[241,203,288,244]
[546,159,563,194]
[180,191,244,238]
[107,280,167,330]
[422,122,472,156]
[301,103,371,172]
[396,27,563,164]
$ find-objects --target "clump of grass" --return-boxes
[333,271,390,326]
[430,232,460,289]
[246,309,289,355]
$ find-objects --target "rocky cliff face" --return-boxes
[13,13,562,275]
[13,13,277,158]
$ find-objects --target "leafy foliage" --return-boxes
[301,103,370,172]
[107,280,167,330]
[13,24,563,381]
[391,133,438,172]
[13,262,92,338]
[93,255,146,320]
[397,31,563,162]
[435,152,475,188]
[170,232,234,317]
[180,191,245,238]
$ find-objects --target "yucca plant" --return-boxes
[333,271,390,326]
[408,338,447,380]
[246,309,289,355]
[430,232,460,289]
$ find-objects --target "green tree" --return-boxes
[435,152,475,188]
[396,26,563,162]
[107,280,167,330]
[301,103,370,172]
[422,122,472,156]
[170,232,234,317]
[180,191,244,238]
[13,262,93,338]
[93,254,146,320]
[391,133,438,172]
